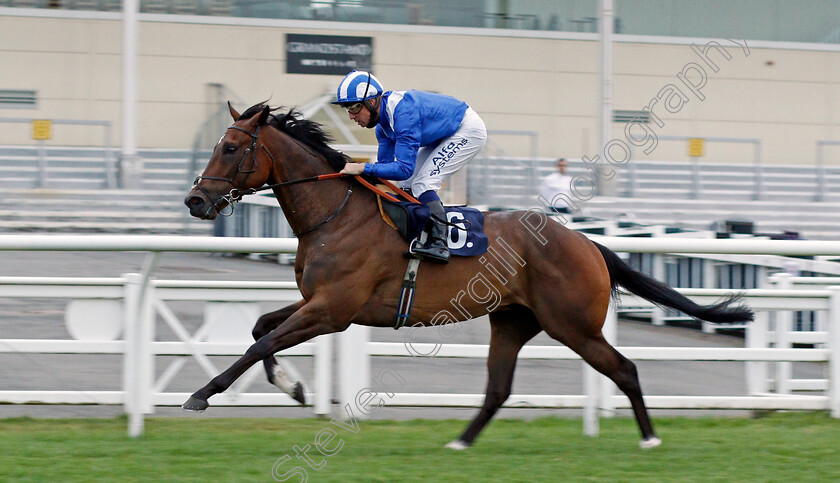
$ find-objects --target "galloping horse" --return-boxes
[183,102,753,449]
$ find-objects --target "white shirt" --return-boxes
[539,172,574,208]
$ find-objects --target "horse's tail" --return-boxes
[592,241,754,324]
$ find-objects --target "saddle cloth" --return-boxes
[378,197,488,257]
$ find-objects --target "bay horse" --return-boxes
[183,102,753,449]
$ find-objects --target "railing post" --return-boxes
[690,156,701,198]
[600,304,617,417]
[138,283,154,414]
[753,140,763,201]
[122,273,140,437]
[828,287,840,418]
[121,274,142,436]
[701,257,717,334]
[746,311,769,395]
[773,273,793,394]
[37,140,48,188]
[104,122,117,189]
[816,141,826,202]
[339,324,370,419]
[583,363,599,436]
[314,333,333,417]
[627,157,637,197]
[122,272,155,438]
[746,266,770,393]
[651,253,665,326]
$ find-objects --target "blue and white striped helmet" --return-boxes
[332,71,384,104]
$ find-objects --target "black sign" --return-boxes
[286,34,373,75]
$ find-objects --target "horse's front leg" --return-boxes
[183,300,346,411]
[252,299,307,404]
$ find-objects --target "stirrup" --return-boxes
[403,231,428,260]
[408,238,450,264]
[404,237,424,260]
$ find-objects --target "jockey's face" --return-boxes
[346,97,379,129]
[347,103,370,128]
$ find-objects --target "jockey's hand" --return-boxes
[340,163,366,176]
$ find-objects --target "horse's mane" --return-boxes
[240,102,348,172]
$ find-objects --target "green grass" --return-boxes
[1,413,839,482]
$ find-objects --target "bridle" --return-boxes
[191,123,355,236]
[193,125,261,216]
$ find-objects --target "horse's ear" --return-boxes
[258,105,271,126]
[228,101,240,121]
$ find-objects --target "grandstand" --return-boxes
[1,2,838,239]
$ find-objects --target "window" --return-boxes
[0,89,37,109]
[613,110,649,123]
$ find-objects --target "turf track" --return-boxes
[1,412,838,482]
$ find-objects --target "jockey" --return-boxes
[334,70,487,264]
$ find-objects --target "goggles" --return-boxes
[342,102,364,115]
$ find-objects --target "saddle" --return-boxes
[356,177,489,329]
[376,191,489,258]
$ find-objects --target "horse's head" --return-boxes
[185,102,274,220]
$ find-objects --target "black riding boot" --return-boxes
[409,200,450,264]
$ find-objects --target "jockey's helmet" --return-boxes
[332,71,383,104]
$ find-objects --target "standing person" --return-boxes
[335,70,487,264]
[539,158,575,214]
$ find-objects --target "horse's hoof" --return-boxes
[271,364,306,405]
[182,396,209,412]
[444,440,470,451]
[639,436,662,449]
[292,382,306,405]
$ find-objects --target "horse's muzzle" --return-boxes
[184,192,219,220]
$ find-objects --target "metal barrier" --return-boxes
[816,139,840,201]
[639,135,763,199]
[0,118,116,188]
[2,234,840,438]
[469,155,839,209]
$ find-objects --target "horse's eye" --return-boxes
[224,144,237,154]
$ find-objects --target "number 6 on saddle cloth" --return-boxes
[377,195,489,329]
[378,197,489,257]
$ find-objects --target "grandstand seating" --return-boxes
[0,146,190,191]
[0,147,209,235]
[2,147,840,239]
[469,157,840,240]
[584,197,840,241]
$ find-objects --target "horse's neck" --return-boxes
[268,135,376,238]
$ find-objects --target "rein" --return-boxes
[207,169,356,236]
[193,123,420,236]
[233,170,348,200]
[221,173,425,237]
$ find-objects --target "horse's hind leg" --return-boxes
[447,306,541,450]
[555,328,660,449]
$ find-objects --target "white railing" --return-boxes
[2,234,840,438]
[0,273,330,438]
[340,286,840,437]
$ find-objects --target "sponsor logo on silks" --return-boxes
[430,138,469,176]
